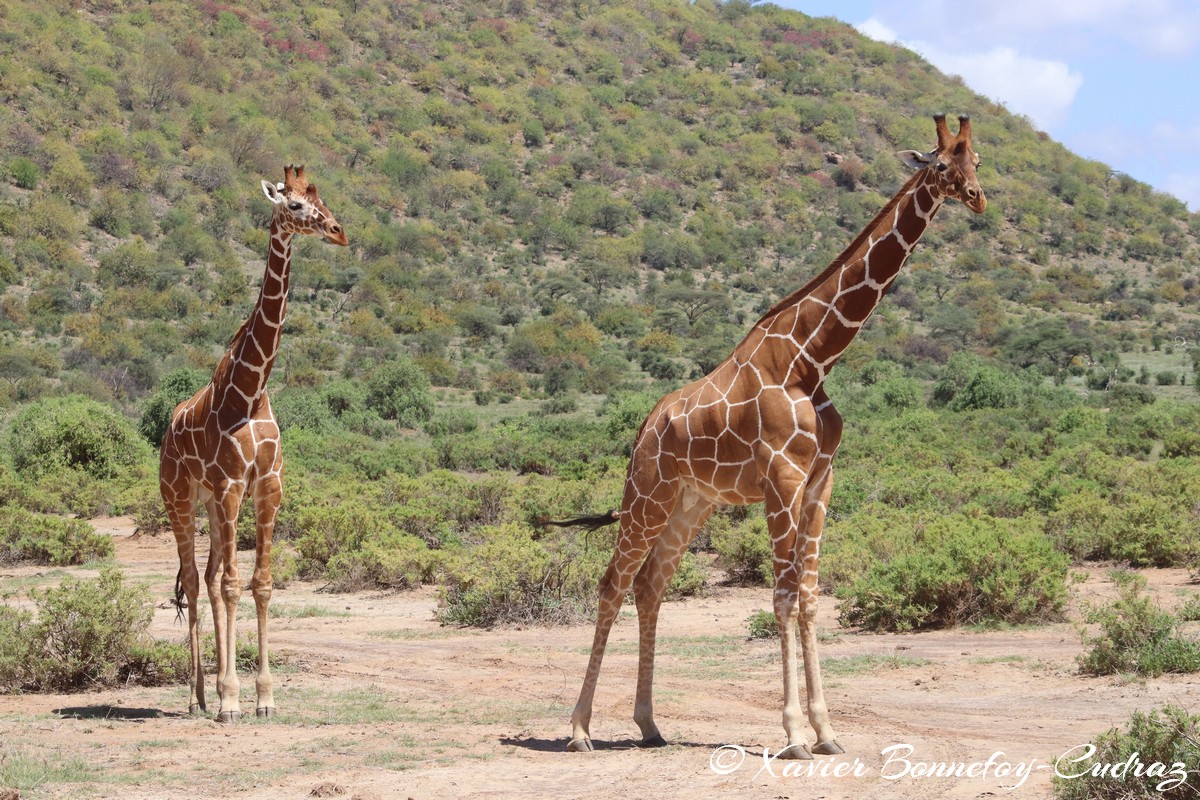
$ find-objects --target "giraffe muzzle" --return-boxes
[964,187,986,214]
[323,223,348,246]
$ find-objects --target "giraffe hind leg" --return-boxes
[251,470,281,717]
[165,496,205,715]
[569,490,680,752]
[631,490,713,747]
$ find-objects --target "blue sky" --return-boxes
[773,0,1200,211]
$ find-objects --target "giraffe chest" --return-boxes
[166,409,281,490]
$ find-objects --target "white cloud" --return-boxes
[889,0,1200,58]
[854,20,1083,130]
[927,47,1084,129]
[857,17,899,44]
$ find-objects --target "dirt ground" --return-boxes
[1,518,1198,800]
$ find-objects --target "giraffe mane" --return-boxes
[746,167,926,333]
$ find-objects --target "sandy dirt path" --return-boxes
[1,517,1197,799]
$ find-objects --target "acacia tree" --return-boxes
[658,284,730,327]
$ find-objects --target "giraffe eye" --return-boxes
[287,201,303,211]
[935,162,948,173]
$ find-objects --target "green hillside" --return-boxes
[1,0,1197,408]
[1,1,1198,624]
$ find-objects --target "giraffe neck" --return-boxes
[739,170,942,389]
[211,219,292,428]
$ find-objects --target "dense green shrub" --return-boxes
[836,513,1068,632]
[290,501,436,590]
[138,368,210,446]
[1053,705,1200,800]
[365,357,434,427]
[869,376,924,410]
[33,568,152,689]
[438,523,610,627]
[121,478,170,534]
[821,503,932,588]
[666,551,707,599]
[423,408,480,438]
[0,568,184,692]
[11,395,150,478]
[269,541,300,588]
[930,352,987,407]
[326,530,438,591]
[600,391,659,448]
[711,515,773,586]
[746,609,779,639]
[434,414,624,476]
[1047,489,1197,568]
[1077,572,1200,677]
[271,387,337,433]
[0,507,113,566]
[291,502,390,573]
[0,605,38,690]
[949,365,1022,411]
[9,156,40,189]
[1178,593,1200,622]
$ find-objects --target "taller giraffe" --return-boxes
[562,115,986,758]
[160,165,347,722]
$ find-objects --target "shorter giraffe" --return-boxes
[554,115,987,757]
[160,165,346,722]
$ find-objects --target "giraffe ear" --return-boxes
[262,180,285,204]
[897,150,933,171]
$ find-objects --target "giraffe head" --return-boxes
[260,165,348,246]
[898,114,987,213]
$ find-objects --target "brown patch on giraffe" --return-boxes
[714,424,754,462]
[912,186,938,219]
[686,435,719,467]
[866,233,907,283]
[834,284,883,325]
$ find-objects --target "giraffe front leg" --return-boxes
[798,462,841,755]
[251,473,281,718]
[773,580,812,760]
[212,489,245,724]
[763,464,818,761]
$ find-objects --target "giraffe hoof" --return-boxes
[188,704,204,717]
[812,739,845,756]
[775,743,813,760]
[640,734,669,748]
[217,710,241,724]
[566,737,594,753]
[255,707,275,719]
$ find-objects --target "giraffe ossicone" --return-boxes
[159,165,347,722]
[556,114,987,757]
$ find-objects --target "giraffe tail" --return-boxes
[171,566,187,624]
[536,510,620,531]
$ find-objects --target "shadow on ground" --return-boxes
[53,705,187,720]
[500,735,727,752]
